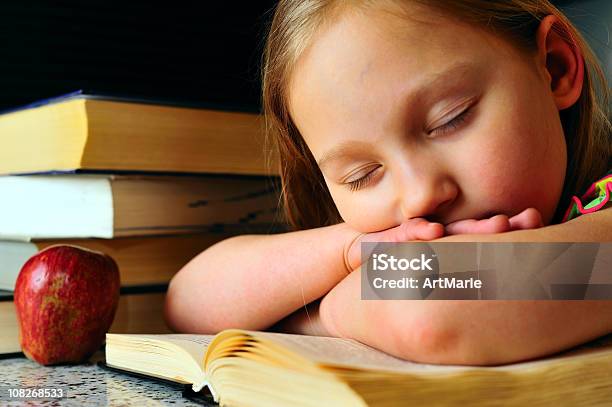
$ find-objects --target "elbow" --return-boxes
[163,237,239,334]
[164,238,261,335]
[319,283,511,365]
[163,276,187,333]
[163,264,222,335]
[388,309,509,366]
[164,272,199,333]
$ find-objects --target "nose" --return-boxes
[395,166,458,223]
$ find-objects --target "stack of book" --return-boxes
[0,91,285,356]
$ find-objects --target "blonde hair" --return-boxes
[262,0,611,231]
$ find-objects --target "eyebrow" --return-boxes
[316,62,476,171]
[317,141,376,171]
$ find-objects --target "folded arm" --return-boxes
[164,222,360,334]
[315,208,612,365]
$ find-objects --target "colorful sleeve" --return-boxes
[562,170,612,223]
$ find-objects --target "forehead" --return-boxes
[287,4,517,156]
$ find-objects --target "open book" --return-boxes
[105,330,612,406]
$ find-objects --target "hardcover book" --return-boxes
[0,233,236,291]
[0,92,279,176]
[0,174,282,240]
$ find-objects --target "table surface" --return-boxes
[0,351,217,406]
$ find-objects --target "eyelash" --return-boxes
[347,167,379,192]
[345,105,474,192]
[429,105,472,136]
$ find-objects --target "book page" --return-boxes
[248,331,612,375]
[491,333,612,371]
[156,334,215,346]
[249,331,471,374]
[108,333,214,369]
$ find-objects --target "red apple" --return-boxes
[14,244,120,365]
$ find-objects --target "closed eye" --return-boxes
[346,166,381,192]
[429,105,473,137]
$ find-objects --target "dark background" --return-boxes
[0,0,608,113]
[0,1,277,112]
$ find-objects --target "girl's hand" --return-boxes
[344,218,444,272]
[343,208,544,272]
[444,207,543,235]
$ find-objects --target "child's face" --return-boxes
[288,5,567,233]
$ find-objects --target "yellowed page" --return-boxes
[246,331,612,375]
[107,333,214,369]
[245,331,471,374]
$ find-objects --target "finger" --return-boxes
[360,218,441,242]
[445,214,511,235]
[411,221,445,241]
[508,207,544,231]
[396,218,445,241]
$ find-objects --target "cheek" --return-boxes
[466,145,535,209]
[462,100,566,221]
[485,68,565,217]
[328,187,397,233]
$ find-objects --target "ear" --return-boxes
[535,14,585,110]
